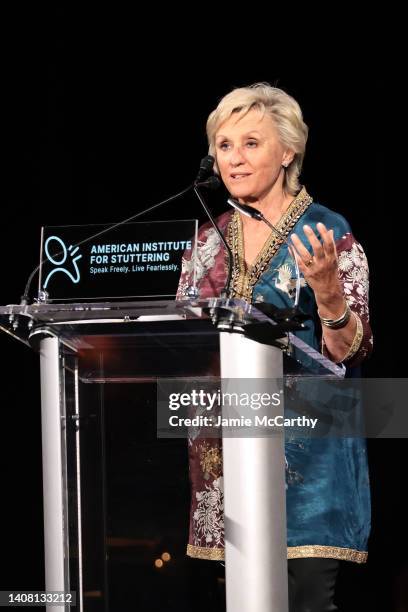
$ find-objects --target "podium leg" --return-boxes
[40,337,70,608]
[220,332,288,612]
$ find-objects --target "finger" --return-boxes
[295,256,308,276]
[290,233,313,262]
[303,225,324,259]
[288,245,306,271]
[316,223,335,255]
[289,243,308,272]
[290,240,314,276]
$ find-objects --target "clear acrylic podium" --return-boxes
[0,298,344,612]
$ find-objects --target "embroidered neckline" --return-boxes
[226,186,313,301]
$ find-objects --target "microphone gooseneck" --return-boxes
[194,185,234,299]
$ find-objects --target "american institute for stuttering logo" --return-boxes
[43,236,83,288]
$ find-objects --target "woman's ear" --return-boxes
[282,150,295,167]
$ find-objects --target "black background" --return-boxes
[2,8,405,611]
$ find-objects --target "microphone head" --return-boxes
[227,198,262,220]
[196,155,215,183]
[199,155,215,172]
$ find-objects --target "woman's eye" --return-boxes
[218,142,230,151]
[246,140,257,148]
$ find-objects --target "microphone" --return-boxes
[195,155,216,184]
[227,198,287,240]
[227,197,302,306]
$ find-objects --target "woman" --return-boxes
[177,83,373,611]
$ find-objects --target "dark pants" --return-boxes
[288,558,340,612]
[188,557,340,611]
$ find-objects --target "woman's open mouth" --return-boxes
[230,173,251,181]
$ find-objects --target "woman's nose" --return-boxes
[229,146,246,166]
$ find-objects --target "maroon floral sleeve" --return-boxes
[323,233,373,367]
[176,214,229,559]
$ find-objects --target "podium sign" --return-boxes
[37,219,198,302]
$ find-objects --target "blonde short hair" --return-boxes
[207,82,308,195]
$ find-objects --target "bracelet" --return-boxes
[318,301,351,329]
[339,312,364,362]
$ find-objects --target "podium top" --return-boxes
[1,297,254,323]
[0,298,344,377]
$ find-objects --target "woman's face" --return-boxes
[215,108,293,202]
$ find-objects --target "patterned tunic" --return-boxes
[177,187,373,563]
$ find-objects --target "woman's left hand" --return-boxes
[290,222,342,304]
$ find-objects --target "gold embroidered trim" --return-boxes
[187,544,225,560]
[226,209,247,298]
[287,545,368,564]
[199,442,223,480]
[187,544,367,563]
[341,311,364,363]
[226,186,313,301]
